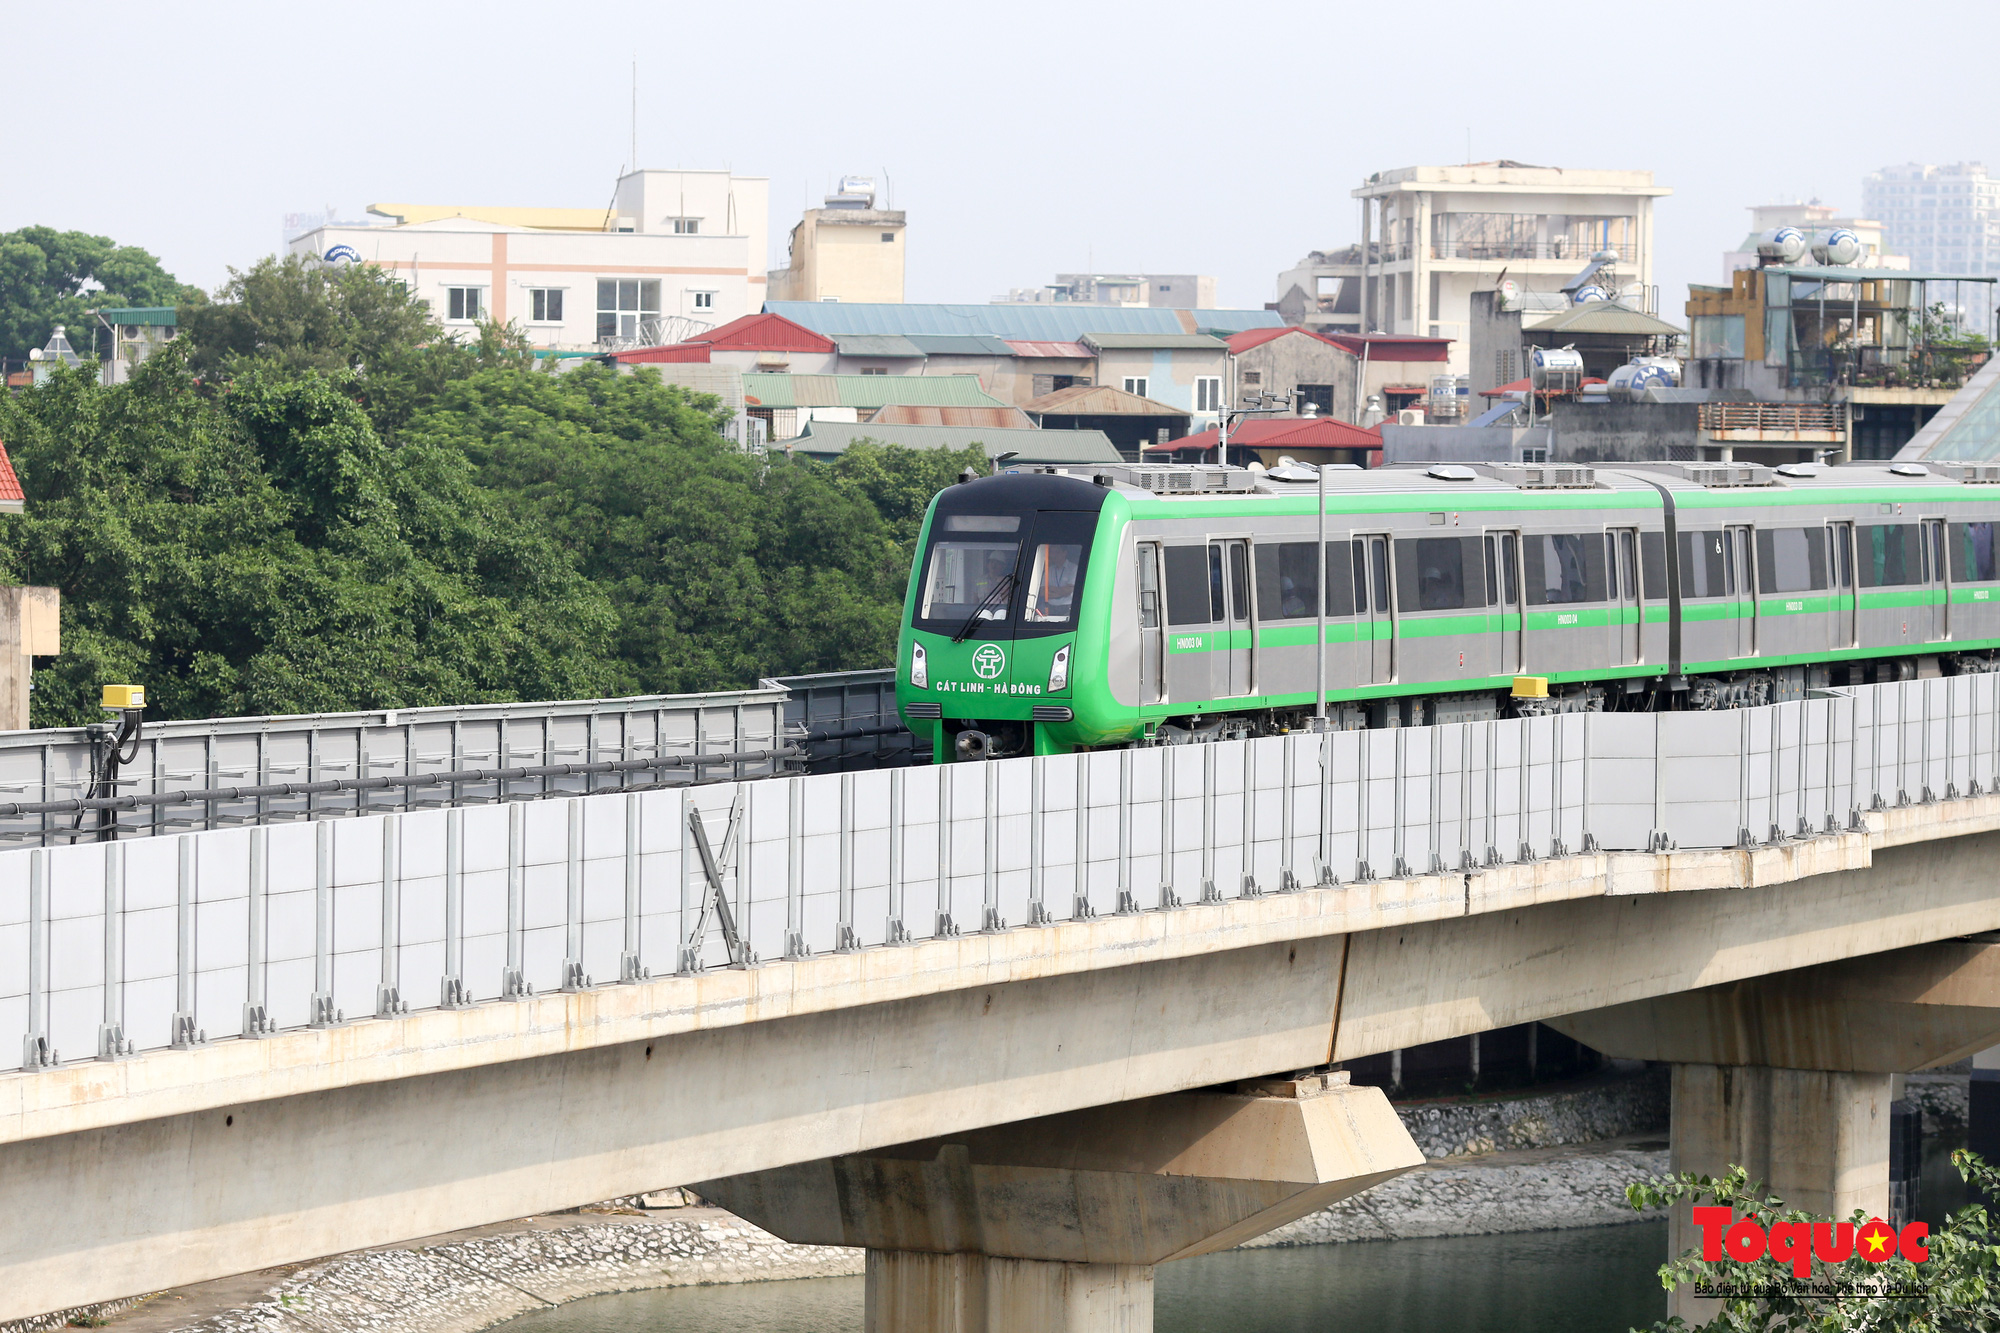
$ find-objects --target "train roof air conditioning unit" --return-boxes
[1631,462,1776,487]
[1939,463,2000,483]
[1485,464,1597,489]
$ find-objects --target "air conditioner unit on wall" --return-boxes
[1397,409,1426,426]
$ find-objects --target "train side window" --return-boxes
[1484,536,1499,606]
[1640,531,1669,599]
[1323,540,1356,616]
[1401,536,1474,611]
[1350,538,1370,612]
[1678,531,1726,597]
[1163,546,1212,625]
[1957,521,1998,581]
[1862,524,1917,586]
[1136,545,1161,629]
[1528,533,1598,604]
[1757,528,1826,594]
[1209,545,1228,620]
[1254,542,1320,619]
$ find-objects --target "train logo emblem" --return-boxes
[971,644,1006,679]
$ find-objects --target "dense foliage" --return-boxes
[0,251,978,726]
[1628,1156,2000,1332]
[0,226,199,367]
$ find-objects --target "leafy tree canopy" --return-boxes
[0,226,199,366]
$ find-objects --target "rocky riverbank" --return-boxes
[34,1070,1671,1333]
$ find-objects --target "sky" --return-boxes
[9,0,1998,316]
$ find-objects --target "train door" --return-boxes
[1608,527,1641,665]
[1724,524,1757,656]
[1135,541,1164,703]
[1215,539,1253,695]
[1354,534,1395,684]
[1920,518,1949,641]
[1828,521,1857,649]
[1484,530,1522,676]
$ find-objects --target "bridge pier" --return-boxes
[1552,941,2000,1321]
[696,1075,1423,1332]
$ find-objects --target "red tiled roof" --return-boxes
[1151,417,1382,453]
[0,441,23,503]
[1317,333,1453,361]
[1003,340,1093,358]
[610,344,712,363]
[687,312,837,353]
[1224,326,1336,354]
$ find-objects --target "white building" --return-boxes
[1277,162,1669,377]
[1861,162,2000,276]
[286,169,768,351]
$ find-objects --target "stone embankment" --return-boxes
[44,1070,1670,1333]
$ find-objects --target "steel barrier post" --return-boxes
[308,824,336,1027]
[1117,749,1138,912]
[379,816,408,1012]
[442,808,468,1007]
[621,793,646,981]
[1356,730,1374,881]
[1074,755,1095,918]
[841,772,862,947]
[785,779,807,958]
[1201,745,1220,901]
[1162,748,1182,905]
[98,843,132,1057]
[1241,741,1261,896]
[888,767,910,941]
[1391,727,1410,877]
[1280,734,1300,891]
[937,766,958,937]
[1027,757,1049,924]
[502,802,527,998]
[244,830,276,1032]
[21,850,51,1069]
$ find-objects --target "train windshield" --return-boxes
[914,508,1097,639]
[919,516,1021,624]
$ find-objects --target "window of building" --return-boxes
[1242,370,1263,386]
[596,278,661,341]
[1123,376,1149,399]
[670,218,700,235]
[881,232,896,243]
[1195,377,1222,413]
[529,288,564,322]
[691,291,715,311]
[446,287,483,321]
[860,367,887,376]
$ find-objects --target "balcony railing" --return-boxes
[1699,402,1846,440]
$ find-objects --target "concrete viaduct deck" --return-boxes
[7,676,2000,1327]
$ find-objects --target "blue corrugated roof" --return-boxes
[764,302,1283,341]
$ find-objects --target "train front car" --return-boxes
[898,471,1131,762]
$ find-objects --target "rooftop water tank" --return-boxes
[1812,228,1862,266]
[1530,346,1586,393]
[1758,227,1808,265]
[1609,357,1682,400]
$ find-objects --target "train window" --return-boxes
[1526,533,1601,604]
[1641,532,1669,599]
[1208,546,1228,620]
[1956,522,1999,582]
[1757,528,1827,594]
[1484,538,1499,606]
[1678,532,1727,597]
[918,533,1020,623]
[1163,546,1212,625]
[1023,542,1084,624]
[1862,524,1918,586]
[1349,539,1370,612]
[1399,537,1475,611]
[1254,543,1320,619]
[1324,541,1356,617]
[1137,547,1162,630]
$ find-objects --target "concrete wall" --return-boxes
[1378,424,1550,463]
[1091,347,1227,424]
[1467,290,1524,400]
[1232,333,1358,420]
[768,208,906,305]
[1542,401,1701,461]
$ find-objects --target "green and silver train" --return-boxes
[895,460,2000,762]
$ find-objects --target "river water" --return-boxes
[502,1221,1670,1333]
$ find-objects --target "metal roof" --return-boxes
[1770,266,1999,285]
[794,421,1122,463]
[1081,332,1229,351]
[868,405,1035,429]
[1525,302,1686,336]
[1317,332,1453,361]
[1003,340,1093,359]
[1225,326,1340,354]
[764,301,1283,341]
[1024,384,1190,417]
[740,373,1006,410]
[693,312,837,353]
[96,306,177,327]
[833,335,926,358]
[1161,416,1382,453]
[906,334,1015,356]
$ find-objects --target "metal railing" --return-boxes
[3,677,1993,1072]
[0,688,790,848]
[1699,402,1845,438]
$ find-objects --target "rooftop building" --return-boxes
[766,176,906,305]
[287,169,769,352]
[1276,161,1670,378]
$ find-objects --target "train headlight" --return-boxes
[910,642,928,689]
[1047,643,1071,693]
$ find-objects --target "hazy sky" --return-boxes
[9,0,1997,315]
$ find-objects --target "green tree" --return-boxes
[0,345,616,725]
[0,226,197,366]
[1627,1156,2000,1331]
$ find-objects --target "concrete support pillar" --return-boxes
[1667,1064,1892,1265]
[1551,942,2000,1325]
[868,1252,1152,1333]
[698,1074,1422,1333]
